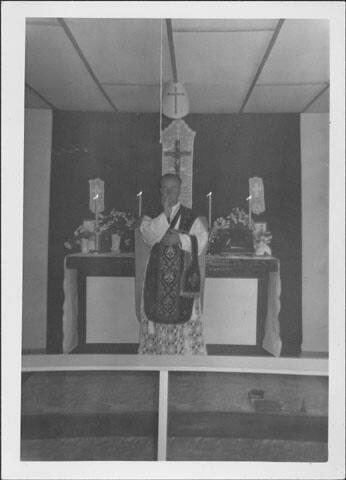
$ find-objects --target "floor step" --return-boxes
[21,436,157,461]
[167,437,328,462]
[22,411,327,442]
[20,435,328,462]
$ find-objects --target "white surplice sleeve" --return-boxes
[139,213,169,247]
[179,217,209,256]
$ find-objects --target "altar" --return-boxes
[63,252,282,356]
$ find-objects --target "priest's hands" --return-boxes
[163,197,172,220]
[161,229,180,246]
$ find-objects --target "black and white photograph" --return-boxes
[2,1,345,479]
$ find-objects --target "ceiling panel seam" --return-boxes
[166,19,178,82]
[173,29,276,33]
[238,19,285,114]
[25,82,56,110]
[57,18,118,112]
[102,83,159,87]
[256,82,328,87]
[99,82,326,88]
[302,83,329,112]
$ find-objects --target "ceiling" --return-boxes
[25,18,329,114]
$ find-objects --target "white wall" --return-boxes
[22,109,52,351]
[301,114,329,353]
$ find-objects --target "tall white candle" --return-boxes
[207,192,212,229]
[247,194,252,228]
[137,190,143,217]
[93,193,99,225]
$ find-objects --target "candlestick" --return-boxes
[137,190,143,217]
[206,192,212,229]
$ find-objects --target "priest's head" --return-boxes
[160,174,182,209]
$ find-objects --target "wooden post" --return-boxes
[157,370,169,461]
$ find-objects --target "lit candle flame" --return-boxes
[206,192,212,197]
[93,193,99,200]
[137,190,143,217]
[246,195,252,201]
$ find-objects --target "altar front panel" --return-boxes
[85,277,258,345]
[86,277,137,343]
[65,253,281,355]
[203,278,257,345]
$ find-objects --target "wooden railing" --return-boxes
[22,354,328,461]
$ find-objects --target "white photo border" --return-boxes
[2,1,345,479]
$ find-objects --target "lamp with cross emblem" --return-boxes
[162,82,189,119]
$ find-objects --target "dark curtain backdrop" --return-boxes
[47,111,301,355]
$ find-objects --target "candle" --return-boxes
[247,194,252,228]
[206,192,212,229]
[93,193,99,226]
[137,190,143,217]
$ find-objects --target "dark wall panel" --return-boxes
[47,111,301,355]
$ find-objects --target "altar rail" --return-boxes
[22,354,327,375]
[22,354,328,461]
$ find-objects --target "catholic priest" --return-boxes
[135,173,209,355]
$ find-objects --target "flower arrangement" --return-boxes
[64,221,95,251]
[97,210,136,251]
[97,209,135,235]
[228,207,250,227]
[209,207,252,253]
[64,210,136,252]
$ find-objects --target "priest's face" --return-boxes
[160,176,181,209]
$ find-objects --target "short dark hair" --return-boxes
[160,173,182,186]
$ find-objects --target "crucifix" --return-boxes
[164,139,191,175]
[167,86,186,115]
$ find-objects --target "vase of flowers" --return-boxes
[80,238,89,254]
[209,207,253,254]
[97,210,135,253]
[253,230,273,256]
[111,233,121,253]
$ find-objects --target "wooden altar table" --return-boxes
[64,253,281,355]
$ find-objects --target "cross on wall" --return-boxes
[164,139,191,176]
[161,118,196,209]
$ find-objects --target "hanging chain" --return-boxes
[159,18,163,144]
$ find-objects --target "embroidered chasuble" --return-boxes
[135,203,208,355]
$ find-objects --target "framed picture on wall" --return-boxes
[253,222,267,234]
